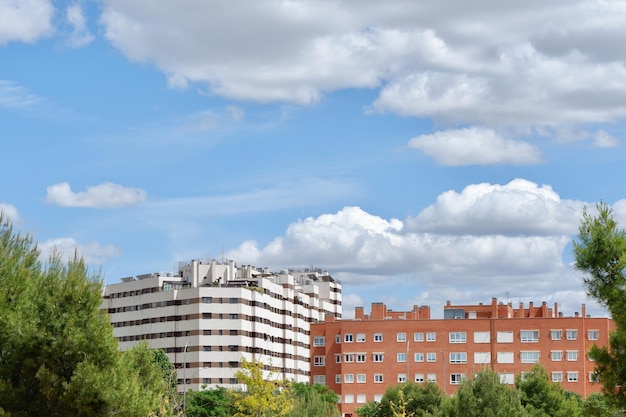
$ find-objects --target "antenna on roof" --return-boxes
[221,244,224,263]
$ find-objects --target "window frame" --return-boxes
[449,332,467,344]
[520,330,540,343]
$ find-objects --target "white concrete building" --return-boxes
[101,259,342,391]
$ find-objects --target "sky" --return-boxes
[2,0,626,319]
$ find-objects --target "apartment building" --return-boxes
[101,259,341,392]
[310,298,614,417]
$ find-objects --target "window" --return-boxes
[415,373,425,383]
[427,373,437,382]
[357,333,366,342]
[373,353,384,362]
[551,330,562,340]
[499,373,515,385]
[566,350,579,361]
[335,335,341,344]
[345,334,354,343]
[229,297,237,304]
[357,374,366,383]
[344,394,354,403]
[397,332,406,342]
[589,372,600,383]
[374,333,383,342]
[450,373,465,385]
[397,373,407,383]
[449,352,467,364]
[427,352,437,362]
[334,354,341,363]
[344,354,354,363]
[313,375,326,384]
[520,330,539,343]
[521,351,540,363]
[497,352,514,364]
[550,350,563,361]
[203,346,211,352]
[414,353,424,362]
[356,354,366,363]
[313,336,325,347]
[374,374,384,383]
[344,374,354,383]
[552,372,563,383]
[474,331,490,343]
[202,297,212,303]
[566,330,578,340]
[426,332,436,342]
[357,394,367,404]
[497,331,514,343]
[229,313,237,319]
[414,332,424,342]
[314,356,325,366]
[449,332,467,343]
[567,372,579,382]
[397,353,407,362]
[335,374,342,384]
[474,352,491,364]
[588,330,599,340]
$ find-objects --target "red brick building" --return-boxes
[310,298,614,417]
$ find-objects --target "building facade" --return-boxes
[310,298,614,417]
[101,259,341,391]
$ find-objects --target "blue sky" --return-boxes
[2,0,626,318]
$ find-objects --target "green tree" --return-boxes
[231,358,293,417]
[186,386,235,417]
[0,214,169,416]
[455,369,527,417]
[285,383,340,417]
[515,365,582,417]
[574,203,626,407]
[378,382,444,417]
[355,401,381,417]
[583,393,621,417]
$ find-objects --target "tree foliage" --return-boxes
[378,382,444,417]
[516,365,582,417]
[284,382,340,417]
[186,386,235,417]
[454,369,527,417]
[232,358,293,417]
[0,214,171,416]
[574,203,626,407]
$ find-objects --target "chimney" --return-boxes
[582,304,587,318]
[554,302,558,318]
[529,301,534,318]
[355,306,365,320]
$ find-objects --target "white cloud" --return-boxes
[39,237,122,265]
[0,80,43,110]
[408,127,542,166]
[225,179,603,315]
[45,182,148,208]
[592,129,620,148]
[407,179,584,235]
[0,203,19,223]
[0,0,54,44]
[65,3,94,48]
[98,0,626,139]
